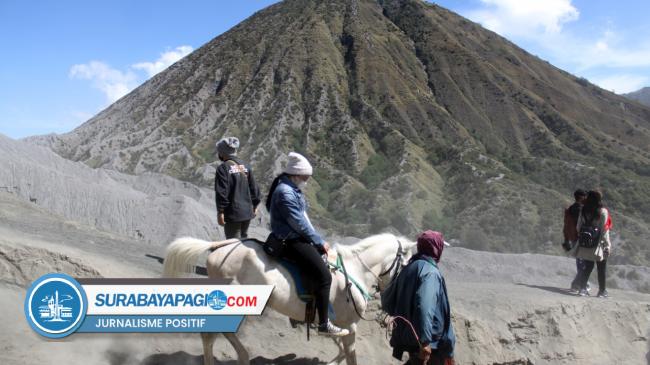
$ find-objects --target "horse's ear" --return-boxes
[330,241,342,252]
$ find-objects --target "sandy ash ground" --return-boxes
[1,132,650,365]
[1,191,649,365]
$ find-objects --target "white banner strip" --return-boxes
[83,285,273,315]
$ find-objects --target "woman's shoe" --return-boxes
[318,320,350,337]
[577,288,590,297]
[597,289,609,298]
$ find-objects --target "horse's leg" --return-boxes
[200,332,218,365]
[224,333,250,365]
[342,324,358,365]
[327,338,346,365]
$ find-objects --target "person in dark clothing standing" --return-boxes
[214,137,261,239]
[563,189,587,292]
[382,231,455,365]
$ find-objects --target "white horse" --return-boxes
[162,233,415,365]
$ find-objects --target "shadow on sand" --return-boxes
[145,254,208,276]
[515,283,579,297]
[140,351,324,365]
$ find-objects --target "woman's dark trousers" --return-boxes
[283,240,331,325]
[580,259,607,291]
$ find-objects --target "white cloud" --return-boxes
[69,61,138,103]
[69,45,194,104]
[583,44,650,69]
[590,74,648,94]
[468,0,579,37]
[537,29,650,71]
[461,1,650,88]
[132,45,193,77]
[547,23,650,70]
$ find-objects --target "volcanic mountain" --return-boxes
[31,0,650,265]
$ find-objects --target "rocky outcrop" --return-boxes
[0,243,102,287]
[451,286,650,365]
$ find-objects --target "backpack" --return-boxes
[578,212,601,248]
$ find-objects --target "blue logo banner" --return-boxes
[25,274,273,338]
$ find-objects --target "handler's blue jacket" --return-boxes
[383,255,455,359]
[269,175,324,246]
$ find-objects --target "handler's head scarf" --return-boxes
[416,230,445,262]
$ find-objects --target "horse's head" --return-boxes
[375,237,416,293]
[335,233,417,294]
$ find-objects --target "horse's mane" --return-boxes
[334,233,413,256]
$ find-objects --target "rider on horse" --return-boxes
[266,152,349,337]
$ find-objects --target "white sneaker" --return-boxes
[318,321,350,337]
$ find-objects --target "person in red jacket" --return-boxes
[563,189,587,292]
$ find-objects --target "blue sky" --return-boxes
[1,0,649,139]
[436,0,650,93]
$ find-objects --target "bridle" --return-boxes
[352,238,406,296]
[378,239,405,286]
[341,238,407,321]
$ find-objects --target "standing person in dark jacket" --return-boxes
[382,230,455,365]
[563,189,587,292]
[214,137,261,239]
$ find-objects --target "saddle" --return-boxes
[250,239,338,337]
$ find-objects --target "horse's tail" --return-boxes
[163,237,214,278]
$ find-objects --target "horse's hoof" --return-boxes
[289,318,301,328]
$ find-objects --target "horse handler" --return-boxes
[382,230,455,365]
